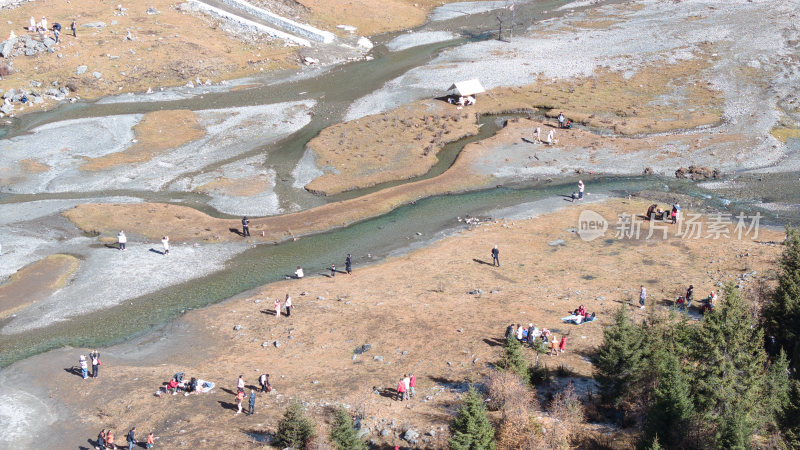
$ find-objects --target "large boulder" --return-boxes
[0,38,15,58]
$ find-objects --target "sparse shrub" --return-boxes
[528,363,549,386]
[546,383,584,449]
[0,63,12,77]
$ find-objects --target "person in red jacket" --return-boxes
[166,378,179,395]
[409,373,416,398]
[396,378,406,401]
[559,336,567,353]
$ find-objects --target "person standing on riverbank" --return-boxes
[294,266,304,278]
[90,350,100,378]
[248,390,256,415]
[117,230,127,251]
[639,285,646,309]
[284,294,292,317]
[79,354,88,379]
[71,19,76,37]
[126,427,136,450]
[241,216,250,237]
[274,297,281,318]
[547,129,555,145]
[330,263,336,277]
[346,253,352,274]
[578,180,584,200]
[534,126,541,143]
[491,245,500,267]
[161,236,169,255]
[558,112,565,128]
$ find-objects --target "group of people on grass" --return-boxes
[233,374,271,415]
[395,373,417,401]
[674,285,716,314]
[505,323,567,356]
[95,427,154,450]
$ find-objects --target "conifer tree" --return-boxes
[764,350,791,429]
[693,284,767,449]
[276,400,316,449]
[449,387,496,450]
[764,227,800,367]
[497,335,527,379]
[593,305,645,406]
[638,349,693,449]
[329,405,367,450]
[781,379,800,447]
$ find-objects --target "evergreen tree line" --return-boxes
[274,400,367,449]
[594,228,800,449]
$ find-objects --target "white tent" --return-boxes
[447,79,485,97]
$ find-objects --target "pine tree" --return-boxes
[593,305,645,406]
[449,387,496,450]
[329,405,367,450]
[782,379,800,447]
[646,435,663,450]
[276,400,316,449]
[692,284,767,449]
[497,336,527,379]
[764,227,800,368]
[638,349,693,449]
[763,350,791,430]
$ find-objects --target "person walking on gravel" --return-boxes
[117,230,127,251]
[491,245,500,267]
[345,253,352,274]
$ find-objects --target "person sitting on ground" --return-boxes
[189,377,198,393]
[294,266,304,279]
[505,323,515,339]
[464,95,475,106]
[578,305,586,316]
[646,204,658,220]
[676,295,686,310]
[146,432,155,449]
[565,119,572,129]
[166,378,179,395]
[516,324,524,341]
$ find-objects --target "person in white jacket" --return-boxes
[117,230,127,251]
[161,236,170,255]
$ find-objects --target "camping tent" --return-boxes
[447,79,485,97]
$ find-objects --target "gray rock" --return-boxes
[146,6,161,15]
[428,429,436,436]
[82,22,107,28]
[317,296,325,300]
[109,55,119,60]
[59,86,70,94]
[381,429,391,437]
[75,65,88,75]
[0,38,15,58]
[0,103,13,114]
[45,88,60,96]
[110,20,118,26]
[233,324,242,330]
[404,429,419,444]
[373,355,384,362]
[92,72,102,79]
[356,428,370,439]
[2,89,15,99]
[274,340,281,348]
[467,289,483,295]
[261,341,269,347]
[596,296,605,301]
[24,47,37,56]
[401,350,408,355]
[32,95,43,104]
[42,37,55,48]
[312,380,319,384]
[549,239,567,246]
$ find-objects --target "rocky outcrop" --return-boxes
[675,166,721,180]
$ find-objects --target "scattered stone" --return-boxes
[490,289,499,294]
[42,37,56,48]
[75,65,88,75]
[184,81,194,88]
[373,355,384,362]
[549,239,566,246]
[403,429,420,444]
[336,24,357,32]
[401,350,408,355]
[428,430,436,437]
[675,165,720,180]
[146,6,161,15]
[312,380,319,384]
[303,56,319,65]
[0,38,15,58]
[381,429,391,437]
[82,22,107,29]
[415,232,422,236]
[467,289,483,295]
[29,80,41,88]
[274,340,281,348]
[233,324,242,331]
[0,103,13,114]
[317,296,324,300]
[261,341,269,347]
[473,358,479,364]
[357,36,373,50]
[457,328,463,333]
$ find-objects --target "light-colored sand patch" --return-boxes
[80,110,206,172]
[385,31,458,52]
[305,100,479,195]
[429,0,510,21]
[197,176,270,197]
[570,19,621,29]
[18,159,50,173]
[0,255,79,318]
